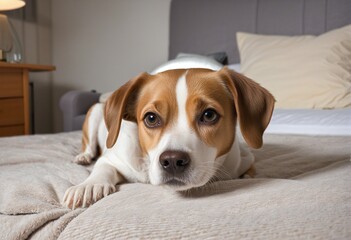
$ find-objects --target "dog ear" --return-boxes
[220,67,275,148]
[104,72,150,148]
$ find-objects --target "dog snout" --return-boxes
[159,150,190,174]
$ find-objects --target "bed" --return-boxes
[1,0,351,239]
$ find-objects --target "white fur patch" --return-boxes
[175,74,189,131]
[84,103,105,157]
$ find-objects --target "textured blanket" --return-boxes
[0,132,350,239]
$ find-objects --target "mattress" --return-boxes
[266,108,351,136]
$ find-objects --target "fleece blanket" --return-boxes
[0,132,350,239]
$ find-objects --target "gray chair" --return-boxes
[60,90,100,132]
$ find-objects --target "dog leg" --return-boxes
[74,103,104,165]
[63,158,122,209]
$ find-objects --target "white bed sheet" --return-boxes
[265,108,351,136]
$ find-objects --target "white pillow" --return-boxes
[151,54,223,74]
[237,24,351,109]
[227,63,241,73]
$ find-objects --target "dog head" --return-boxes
[104,67,274,190]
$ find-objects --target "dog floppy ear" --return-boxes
[220,67,275,148]
[104,72,150,148]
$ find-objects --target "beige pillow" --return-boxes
[237,25,351,109]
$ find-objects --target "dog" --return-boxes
[62,67,275,209]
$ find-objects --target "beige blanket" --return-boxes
[0,132,350,239]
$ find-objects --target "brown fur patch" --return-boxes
[186,69,236,158]
[104,72,151,148]
[219,67,275,149]
[136,69,186,154]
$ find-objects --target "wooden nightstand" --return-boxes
[0,62,55,137]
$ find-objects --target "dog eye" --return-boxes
[144,112,162,128]
[199,109,220,125]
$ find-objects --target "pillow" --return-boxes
[227,63,241,73]
[177,52,228,65]
[206,52,228,65]
[237,25,351,109]
[151,54,223,74]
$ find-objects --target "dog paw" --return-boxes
[240,165,256,179]
[62,183,116,209]
[73,153,93,165]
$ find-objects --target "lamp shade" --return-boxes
[0,0,25,11]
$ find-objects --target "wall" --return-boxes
[51,0,171,132]
[5,0,53,134]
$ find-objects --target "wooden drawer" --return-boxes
[0,125,24,136]
[0,72,23,98]
[0,98,24,126]
[0,63,55,136]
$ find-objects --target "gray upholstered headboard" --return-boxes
[169,0,351,64]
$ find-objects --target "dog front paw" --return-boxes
[62,183,116,209]
[73,153,93,165]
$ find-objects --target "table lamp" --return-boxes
[0,0,25,62]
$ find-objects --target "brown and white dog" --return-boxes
[62,67,275,209]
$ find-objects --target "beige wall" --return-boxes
[4,0,170,133]
[51,0,171,132]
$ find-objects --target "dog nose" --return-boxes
[159,150,190,174]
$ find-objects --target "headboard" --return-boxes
[169,0,351,64]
